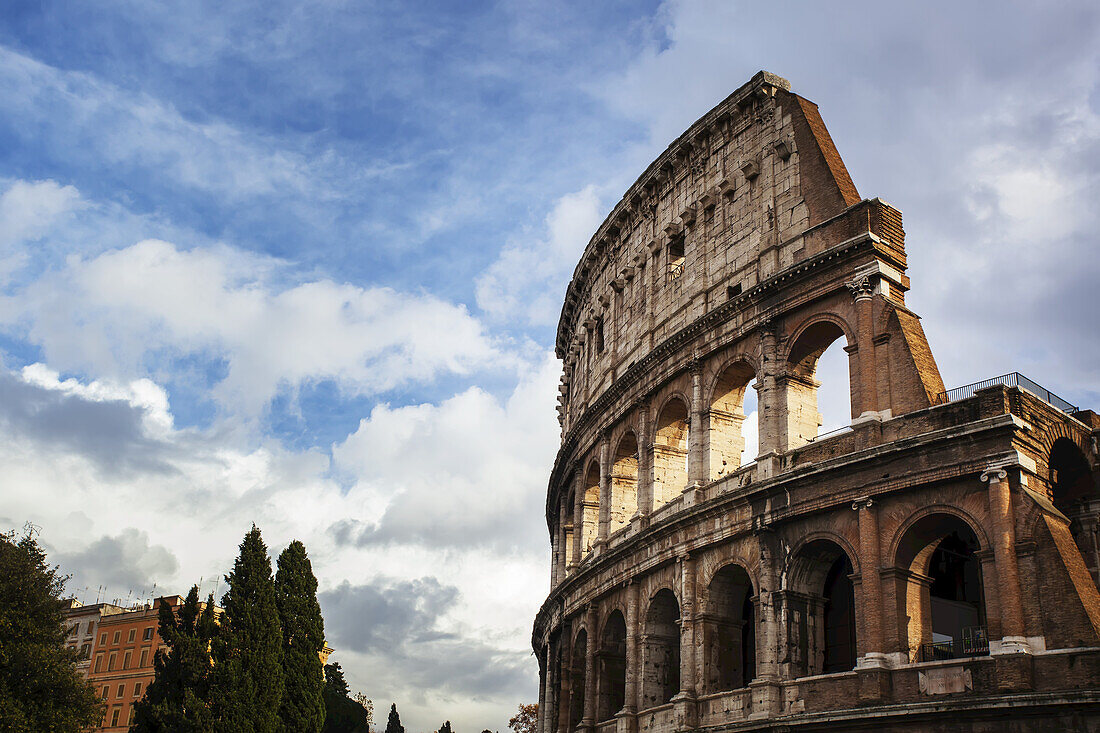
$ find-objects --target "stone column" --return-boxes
[617,581,639,733]
[559,628,572,733]
[672,555,697,731]
[754,322,782,476]
[557,499,570,583]
[852,498,889,701]
[686,361,706,494]
[982,466,1029,653]
[572,470,584,568]
[583,605,599,730]
[636,401,653,521]
[539,644,549,733]
[550,530,560,589]
[846,274,879,419]
[749,523,781,718]
[598,437,611,545]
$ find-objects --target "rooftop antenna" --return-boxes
[77,585,89,605]
[95,585,104,604]
[22,521,41,540]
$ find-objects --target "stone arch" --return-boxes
[569,627,587,730]
[701,563,756,693]
[597,610,627,722]
[641,588,680,709]
[581,461,601,557]
[610,431,640,534]
[708,359,758,479]
[887,504,991,566]
[891,511,989,662]
[653,397,690,509]
[784,537,858,676]
[782,313,857,447]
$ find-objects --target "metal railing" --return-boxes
[806,425,852,443]
[939,372,1077,414]
[919,626,989,662]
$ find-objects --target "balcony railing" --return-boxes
[939,372,1078,414]
[919,626,989,662]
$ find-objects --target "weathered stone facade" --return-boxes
[532,72,1100,731]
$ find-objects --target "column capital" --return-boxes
[846,274,875,301]
[851,497,874,511]
[980,467,1009,484]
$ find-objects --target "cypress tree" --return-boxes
[321,663,369,733]
[211,525,284,733]
[384,703,404,733]
[275,540,325,733]
[131,585,216,732]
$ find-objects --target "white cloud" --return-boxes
[0,46,316,200]
[0,179,83,282]
[476,185,604,326]
[6,238,504,416]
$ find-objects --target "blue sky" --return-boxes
[1,2,1099,731]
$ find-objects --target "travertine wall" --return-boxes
[535,72,1100,732]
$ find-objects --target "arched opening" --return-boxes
[822,555,856,673]
[702,564,755,693]
[569,629,587,730]
[653,399,689,508]
[641,589,680,709]
[581,463,600,557]
[709,362,757,480]
[785,539,857,676]
[785,320,853,450]
[895,514,988,662]
[1049,438,1099,585]
[610,433,639,534]
[597,611,626,721]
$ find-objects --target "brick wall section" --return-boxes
[782,90,860,225]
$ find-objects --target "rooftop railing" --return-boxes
[939,372,1077,414]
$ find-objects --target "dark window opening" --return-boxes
[595,318,605,353]
[727,283,742,300]
[822,555,856,673]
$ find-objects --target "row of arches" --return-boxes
[558,511,992,726]
[562,321,853,561]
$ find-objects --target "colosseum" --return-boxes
[531,72,1100,731]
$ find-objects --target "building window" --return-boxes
[667,238,685,282]
[108,652,116,671]
[100,633,107,646]
[94,655,104,673]
[123,651,132,669]
[139,648,149,667]
[86,621,95,636]
[112,631,120,644]
[595,318,605,353]
[117,684,124,698]
[68,624,78,637]
[143,627,154,641]
[111,708,121,726]
[102,686,109,700]
[134,681,142,697]
[128,706,136,725]
[79,644,91,660]
[128,629,136,643]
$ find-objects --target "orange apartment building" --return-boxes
[76,593,332,731]
[85,595,181,732]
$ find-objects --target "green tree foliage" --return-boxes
[0,530,102,732]
[384,703,404,733]
[275,540,326,733]
[130,585,216,732]
[321,663,369,733]
[211,525,284,733]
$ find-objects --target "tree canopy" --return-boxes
[276,540,326,733]
[0,530,102,732]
